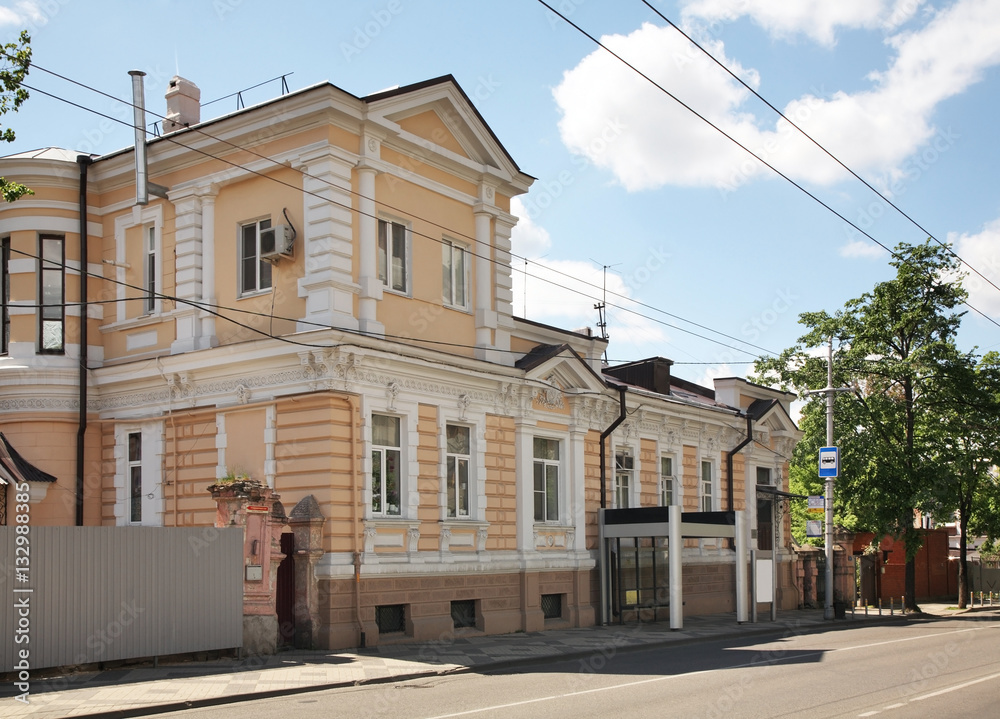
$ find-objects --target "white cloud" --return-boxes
[950,218,1000,317]
[508,196,552,259]
[839,237,888,259]
[553,0,1000,192]
[681,0,924,46]
[0,1,45,28]
[509,196,669,349]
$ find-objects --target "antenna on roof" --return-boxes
[590,259,619,363]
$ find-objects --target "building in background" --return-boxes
[0,74,800,648]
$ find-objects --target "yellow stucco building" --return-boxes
[0,74,800,649]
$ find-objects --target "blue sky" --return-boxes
[3,0,1000,387]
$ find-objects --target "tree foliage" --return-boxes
[0,30,32,202]
[755,240,968,610]
[922,352,1000,606]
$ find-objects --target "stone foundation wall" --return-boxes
[316,569,594,649]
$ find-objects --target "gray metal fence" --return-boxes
[0,526,243,672]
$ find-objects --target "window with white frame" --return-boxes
[442,238,467,308]
[660,456,674,506]
[239,218,273,295]
[371,414,402,516]
[1,237,9,355]
[756,466,772,486]
[446,424,471,517]
[128,432,143,523]
[38,235,64,354]
[143,225,157,314]
[117,426,162,526]
[701,460,714,512]
[614,447,633,509]
[377,218,408,292]
[533,437,560,522]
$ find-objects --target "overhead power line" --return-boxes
[16,64,777,359]
[638,0,1000,300]
[536,0,1000,333]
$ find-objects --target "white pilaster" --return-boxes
[473,208,496,361]
[169,189,205,354]
[295,149,359,333]
[514,418,534,554]
[493,215,516,365]
[568,425,588,553]
[198,190,218,348]
[357,160,384,336]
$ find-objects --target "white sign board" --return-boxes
[807,495,824,512]
[755,559,774,603]
[806,519,823,537]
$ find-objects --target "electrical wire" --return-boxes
[638,0,1000,300]
[536,0,1000,333]
[19,60,779,359]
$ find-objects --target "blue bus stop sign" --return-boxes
[818,446,838,477]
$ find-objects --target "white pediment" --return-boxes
[520,346,607,395]
[365,77,526,184]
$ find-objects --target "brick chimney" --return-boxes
[163,76,200,133]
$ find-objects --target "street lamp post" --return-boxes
[805,338,853,620]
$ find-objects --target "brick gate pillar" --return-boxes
[209,479,285,655]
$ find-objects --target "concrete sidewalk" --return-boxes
[2,603,991,719]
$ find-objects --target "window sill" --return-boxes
[365,517,416,527]
[380,284,411,298]
[442,302,472,314]
[237,288,273,300]
[439,518,488,529]
[99,311,170,334]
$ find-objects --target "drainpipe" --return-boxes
[599,385,627,510]
[598,384,627,625]
[75,155,91,526]
[726,410,753,515]
[346,395,365,648]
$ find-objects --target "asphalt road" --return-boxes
[158,615,1000,719]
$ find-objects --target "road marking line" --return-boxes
[419,671,712,718]
[858,711,880,717]
[831,624,996,654]
[424,623,999,719]
[911,671,1000,701]
[884,703,905,709]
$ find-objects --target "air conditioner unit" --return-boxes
[260,224,294,262]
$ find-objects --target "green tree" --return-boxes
[756,240,967,611]
[924,352,1000,607]
[0,30,32,202]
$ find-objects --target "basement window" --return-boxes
[376,604,406,634]
[541,593,563,620]
[451,599,476,629]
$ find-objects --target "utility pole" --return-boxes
[805,338,853,620]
